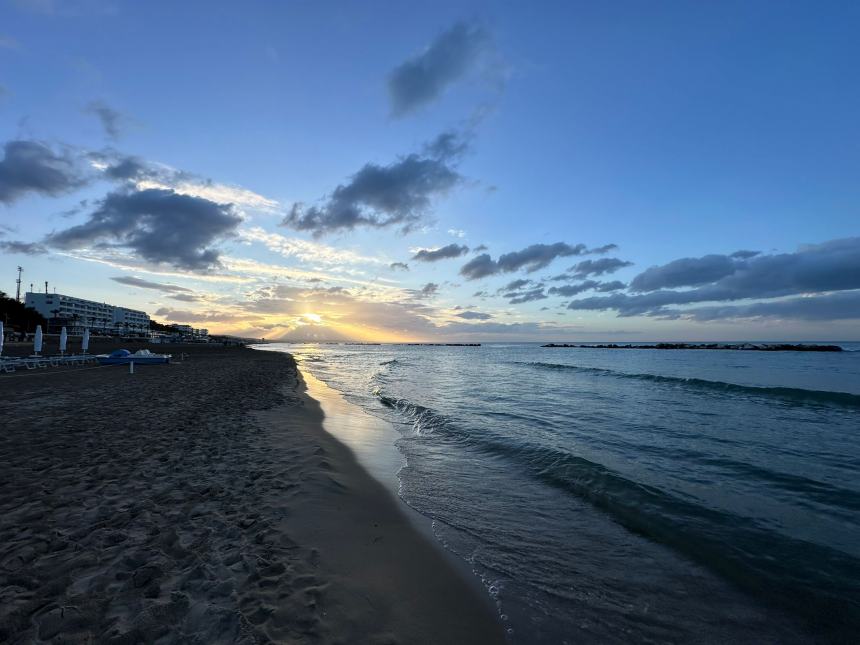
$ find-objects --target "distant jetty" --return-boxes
[541,343,843,352]
[394,343,481,347]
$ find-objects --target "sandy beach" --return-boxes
[0,344,505,644]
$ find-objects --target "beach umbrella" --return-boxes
[59,326,68,354]
[82,328,90,353]
[0,321,4,356]
[34,325,43,355]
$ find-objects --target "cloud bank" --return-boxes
[566,237,860,320]
[460,242,616,279]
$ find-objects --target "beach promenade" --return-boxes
[0,344,504,644]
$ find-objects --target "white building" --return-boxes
[171,324,209,339]
[112,307,150,334]
[25,292,150,335]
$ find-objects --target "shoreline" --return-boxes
[266,361,505,642]
[0,343,504,643]
[284,358,503,621]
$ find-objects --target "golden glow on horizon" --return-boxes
[195,313,422,343]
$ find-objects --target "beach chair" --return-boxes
[22,356,49,369]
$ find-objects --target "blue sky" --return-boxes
[1,0,859,340]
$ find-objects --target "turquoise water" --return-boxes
[269,342,860,643]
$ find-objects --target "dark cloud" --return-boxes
[282,150,461,236]
[564,257,633,279]
[590,243,619,255]
[110,276,193,293]
[390,261,410,271]
[460,242,616,279]
[423,130,470,161]
[168,293,202,302]
[548,281,600,297]
[47,188,242,270]
[86,100,124,140]
[501,278,531,292]
[567,237,860,320]
[508,287,547,304]
[0,140,86,204]
[412,243,469,262]
[499,243,587,273]
[100,154,152,182]
[91,151,200,188]
[474,244,488,252]
[595,280,626,292]
[388,21,491,117]
[630,254,741,292]
[472,290,488,297]
[677,291,860,322]
[455,310,492,320]
[414,282,439,299]
[459,253,497,280]
[547,280,626,297]
[0,240,47,254]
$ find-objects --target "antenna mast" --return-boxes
[15,266,23,302]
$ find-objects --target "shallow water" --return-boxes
[262,342,860,643]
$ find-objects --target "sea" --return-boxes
[260,341,860,644]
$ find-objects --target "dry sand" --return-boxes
[0,344,505,644]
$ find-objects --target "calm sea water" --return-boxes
[265,342,860,643]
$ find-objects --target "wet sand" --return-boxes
[0,343,505,644]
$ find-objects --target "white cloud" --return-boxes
[135,179,278,212]
[239,226,388,267]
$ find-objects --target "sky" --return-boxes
[1,0,859,341]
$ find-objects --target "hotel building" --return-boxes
[24,292,151,335]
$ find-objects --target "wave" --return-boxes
[374,387,860,630]
[379,388,860,513]
[377,393,451,435]
[515,361,860,409]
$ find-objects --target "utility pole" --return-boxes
[15,266,22,302]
